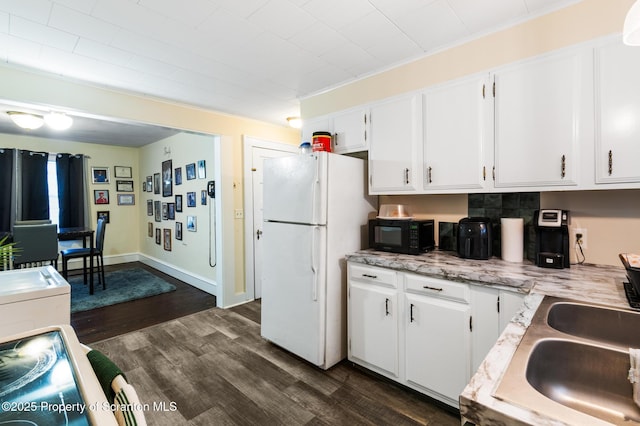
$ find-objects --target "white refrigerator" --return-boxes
[261,151,376,369]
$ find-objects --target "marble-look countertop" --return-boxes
[346,249,631,425]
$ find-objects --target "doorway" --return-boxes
[243,136,298,300]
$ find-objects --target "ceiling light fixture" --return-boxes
[7,111,45,130]
[44,112,73,130]
[287,116,302,129]
[624,0,640,46]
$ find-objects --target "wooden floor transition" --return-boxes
[71,261,217,344]
[74,262,460,425]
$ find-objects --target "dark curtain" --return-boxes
[0,149,14,233]
[56,154,85,228]
[20,150,49,221]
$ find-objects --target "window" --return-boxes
[47,157,59,226]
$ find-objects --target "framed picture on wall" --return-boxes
[91,167,110,184]
[187,192,196,207]
[97,211,110,223]
[146,176,153,192]
[148,222,153,238]
[147,200,153,216]
[94,190,109,204]
[168,203,175,220]
[187,216,196,232]
[175,194,183,212]
[176,222,183,240]
[163,229,172,251]
[116,180,134,192]
[117,194,135,206]
[155,228,161,244]
[175,167,182,185]
[197,160,206,179]
[162,160,172,197]
[153,173,160,194]
[186,163,196,180]
[114,166,132,178]
[162,202,168,220]
[154,200,161,222]
[201,190,207,205]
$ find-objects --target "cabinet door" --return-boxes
[301,116,331,144]
[469,287,500,374]
[595,41,640,184]
[423,75,490,191]
[369,94,422,193]
[498,290,525,332]
[332,108,368,153]
[348,281,399,377]
[494,51,588,188]
[405,293,470,402]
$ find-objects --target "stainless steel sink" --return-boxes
[495,297,640,425]
[547,301,640,348]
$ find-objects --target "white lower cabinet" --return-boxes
[404,286,471,403]
[470,286,526,373]
[348,263,400,378]
[348,261,526,409]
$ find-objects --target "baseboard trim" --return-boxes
[137,254,218,299]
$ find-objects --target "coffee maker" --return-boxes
[534,209,570,269]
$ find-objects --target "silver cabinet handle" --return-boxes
[608,150,613,175]
[404,168,410,184]
[427,166,432,183]
[561,154,566,178]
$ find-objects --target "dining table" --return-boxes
[58,227,95,295]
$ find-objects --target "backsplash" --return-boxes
[439,192,540,261]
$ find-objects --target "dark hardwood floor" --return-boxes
[77,262,460,425]
[71,261,217,344]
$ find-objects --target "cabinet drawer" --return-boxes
[348,263,397,288]
[404,273,469,303]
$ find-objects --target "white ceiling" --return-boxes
[0,0,580,141]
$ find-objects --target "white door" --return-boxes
[369,93,422,193]
[348,281,399,377]
[263,152,327,225]
[261,221,327,366]
[250,146,297,299]
[405,293,471,402]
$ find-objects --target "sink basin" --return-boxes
[526,339,640,424]
[494,297,640,425]
[547,301,640,349]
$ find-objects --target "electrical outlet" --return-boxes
[234,209,244,219]
[572,228,587,249]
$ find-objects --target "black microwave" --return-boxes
[368,219,435,255]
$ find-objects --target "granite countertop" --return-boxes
[346,249,630,425]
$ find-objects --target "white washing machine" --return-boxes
[0,266,70,337]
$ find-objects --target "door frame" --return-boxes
[243,136,298,301]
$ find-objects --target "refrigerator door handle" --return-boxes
[311,157,320,224]
[311,226,319,301]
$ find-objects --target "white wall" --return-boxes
[138,132,221,295]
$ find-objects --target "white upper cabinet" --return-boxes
[301,115,331,145]
[493,50,591,189]
[423,74,491,191]
[332,108,369,154]
[595,40,640,184]
[369,94,422,193]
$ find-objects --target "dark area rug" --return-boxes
[70,267,176,313]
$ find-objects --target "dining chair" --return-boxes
[12,223,59,269]
[60,218,107,290]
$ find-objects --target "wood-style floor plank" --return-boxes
[87,283,460,426]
